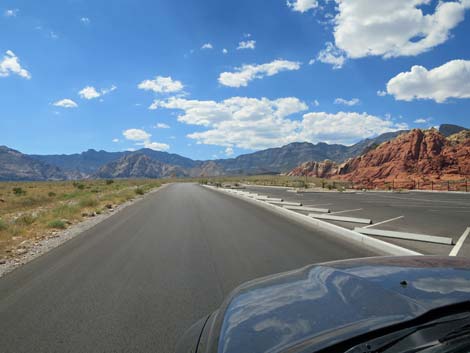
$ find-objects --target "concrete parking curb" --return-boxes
[206,186,421,256]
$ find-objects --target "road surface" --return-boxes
[0,183,375,353]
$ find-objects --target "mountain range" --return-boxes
[0,124,467,181]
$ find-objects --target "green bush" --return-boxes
[13,187,26,196]
[48,191,57,197]
[79,197,99,208]
[135,188,145,195]
[105,180,114,185]
[73,182,85,190]
[48,219,67,229]
[52,204,79,218]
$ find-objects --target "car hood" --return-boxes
[205,256,470,353]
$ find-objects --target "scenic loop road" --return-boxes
[0,183,375,353]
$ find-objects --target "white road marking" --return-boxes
[363,216,404,229]
[354,228,454,245]
[309,213,372,225]
[283,205,330,213]
[330,208,362,215]
[268,200,302,206]
[449,227,470,256]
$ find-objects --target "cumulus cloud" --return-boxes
[325,0,470,60]
[237,40,256,50]
[414,118,429,124]
[218,59,301,87]
[53,99,78,108]
[0,50,31,79]
[155,123,170,129]
[222,48,228,54]
[138,76,184,94]
[377,90,387,97]
[122,128,169,151]
[225,146,234,156]
[152,96,406,149]
[334,97,360,106]
[112,138,120,143]
[4,9,19,17]
[387,60,470,103]
[201,43,213,50]
[316,42,346,69]
[287,0,319,13]
[80,17,90,24]
[78,85,117,100]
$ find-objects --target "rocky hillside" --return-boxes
[288,128,470,182]
[95,154,189,179]
[0,146,66,181]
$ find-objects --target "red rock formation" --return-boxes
[288,129,470,185]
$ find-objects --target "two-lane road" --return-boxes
[0,183,375,353]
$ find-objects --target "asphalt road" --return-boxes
[0,183,374,353]
[245,186,470,256]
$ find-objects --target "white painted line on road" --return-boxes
[329,208,362,215]
[309,214,372,225]
[354,228,454,245]
[256,197,283,202]
[267,201,302,206]
[205,185,421,256]
[363,216,404,229]
[283,205,330,213]
[449,227,470,256]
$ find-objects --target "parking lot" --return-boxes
[241,185,470,257]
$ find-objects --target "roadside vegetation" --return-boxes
[0,179,162,260]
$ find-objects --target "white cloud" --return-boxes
[4,9,19,17]
[313,99,320,107]
[225,146,234,156]
[0,50,31,79]
[334,97,360,106]
[79,86,100,100]
[142,141,170,151]
[218,59,301,87]
[112,138,120,143]
[50,31,59,40]
[80,17,90,24]
[308,59,315,65]
[237,40,256,50]
[414,118,429,124]
[222,48,228,54]
[298,111,409,145]
[138,76,184,94]
[377,90,387,97]
[123,129,151,141]
[201,43,213,50]
[155,123,170,129]
[122,128,169,151]
[317,42,346,69]
[53,99,78,108]
[78,85,117,100]
[287,0,319,13]
[387,60,470,103]
[328,0,470,59]
[152,96,406,149]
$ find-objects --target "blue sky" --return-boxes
[1,0,470,159]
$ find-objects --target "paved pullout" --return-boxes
[0,183,374,353]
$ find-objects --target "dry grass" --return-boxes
[0,179,163,259]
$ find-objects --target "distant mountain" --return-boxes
[0,146,66,181]
[439,124,468,137]
[95,153,189,179]
[3,124,467,181]
[288,128,470,182]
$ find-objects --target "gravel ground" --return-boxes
[0,184,168,278]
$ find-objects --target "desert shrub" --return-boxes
[73,182,85,190]
[79,197,99,208]
[15,214,36,226]
[135,188,145,195]
[105,180,114,185]
[52,204,80,219]
[13,187,26,196]
[48,191,57,197]
[0,219,7,231]
[48,219,66,229]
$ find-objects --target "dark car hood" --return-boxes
[206,256,470,353]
